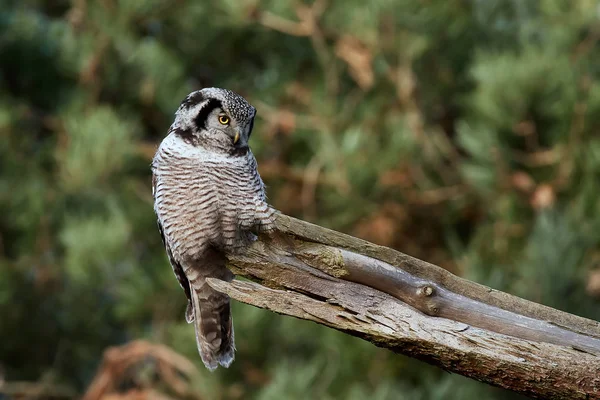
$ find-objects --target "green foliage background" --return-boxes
[1,0,600,398]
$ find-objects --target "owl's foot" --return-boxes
[257,207,278,233]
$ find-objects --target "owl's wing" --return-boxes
[153,175,194,322]
[248,151,268,202]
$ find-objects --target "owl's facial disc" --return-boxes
[217,111,241,145]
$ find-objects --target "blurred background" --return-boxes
[1,0,600,399]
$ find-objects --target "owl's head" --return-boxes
[169,88,257,155]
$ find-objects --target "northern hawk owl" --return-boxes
[152,88,275,370]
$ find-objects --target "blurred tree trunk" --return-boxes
[209,214,600,400]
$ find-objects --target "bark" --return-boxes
[209,213,600,399]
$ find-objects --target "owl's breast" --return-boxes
[153,154,263,260]
[153,160,218,259]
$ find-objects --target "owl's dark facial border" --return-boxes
[194,98,224,131]
[170,126,195,145]
[247,117,255,139]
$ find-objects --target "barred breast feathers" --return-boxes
[152,133,272,260]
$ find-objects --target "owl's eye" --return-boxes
[218,115,230,125]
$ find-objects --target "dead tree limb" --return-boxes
[208,213,600,399]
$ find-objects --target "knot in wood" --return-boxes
[427,303,440,316]
[417,284,435,297]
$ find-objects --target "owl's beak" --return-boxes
[233,131,240,144]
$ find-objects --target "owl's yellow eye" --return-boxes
[218,115,230,125]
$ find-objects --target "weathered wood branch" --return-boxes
[209,213,600,399]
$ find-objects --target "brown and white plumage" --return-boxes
[152,88,275,370]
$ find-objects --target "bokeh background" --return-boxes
[2,0,600,399]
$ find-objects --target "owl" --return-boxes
[151,88,276,370]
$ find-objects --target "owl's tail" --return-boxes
[187,250,235,371]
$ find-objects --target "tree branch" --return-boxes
[210,213,600,399]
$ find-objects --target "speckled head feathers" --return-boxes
[178,88,255,123]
